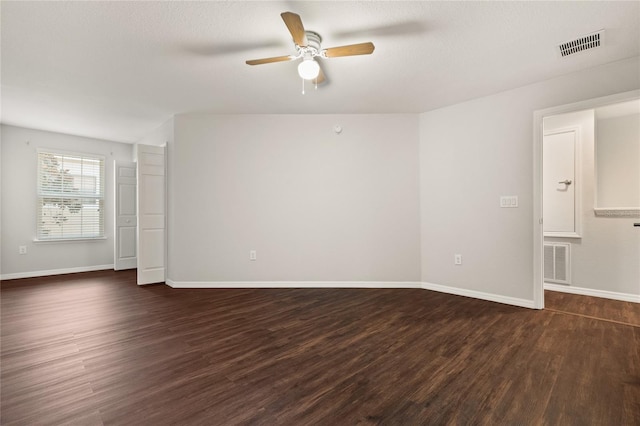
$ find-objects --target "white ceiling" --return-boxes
[1,1,639,143]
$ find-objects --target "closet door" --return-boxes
[114,161,137,270]
[136,144,165,285]
[543,130,578,237]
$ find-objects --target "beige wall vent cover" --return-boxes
[544,242,571,285]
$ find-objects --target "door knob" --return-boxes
[558,180,572,185]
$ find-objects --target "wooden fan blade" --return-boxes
[323,42,375,58]
[246,55,294,65]
[281,12,308,46]
[315,63,326,84]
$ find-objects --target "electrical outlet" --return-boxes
[454,254,462,265]
[249,250,257,261]
[19,246,27,255]
[500,196,518,208]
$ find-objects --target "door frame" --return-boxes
[532,89,640,309]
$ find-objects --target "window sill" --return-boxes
[34,237,107,244]
[543,232,581,239]
[593,208,640,218]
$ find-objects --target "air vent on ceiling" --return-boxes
[558,30,604,57]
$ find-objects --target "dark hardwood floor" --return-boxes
[1,271,639,425]
[544,289,640,327]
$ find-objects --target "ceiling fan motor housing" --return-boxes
[300,31,322,57]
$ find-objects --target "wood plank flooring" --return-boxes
[1,271,639,425]
[544,289,640,327]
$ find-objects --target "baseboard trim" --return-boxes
[421,281,537,309]
[0,264,114,281]
[545,283,640,303]
[165,280,423,289]
[165,279,536,309]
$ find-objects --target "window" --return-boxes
[37,150,105,240]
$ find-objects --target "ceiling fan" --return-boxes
[246,12,375,88]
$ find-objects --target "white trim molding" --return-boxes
[593,208,640,218]
[0,264,114,281]
[421,282,536,309]
[165,280,423,289]
[543,231,581,239]
[545,283,640,303]
[165,279,537,309]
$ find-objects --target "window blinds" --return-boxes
[37,151,105,240]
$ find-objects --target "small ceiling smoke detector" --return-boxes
[558,30,605,57]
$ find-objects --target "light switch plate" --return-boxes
[500,196,518,208]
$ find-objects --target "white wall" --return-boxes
[596,113,640,207]
[5,56,636,305]
[0,126,3,277]
[0,125,134,278]
[419,57,640,302]
[168,114,421,284]
[136,117,174,147]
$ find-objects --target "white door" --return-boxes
[114,161,137,270]
[136,144,166,285]
[543,130,577,236]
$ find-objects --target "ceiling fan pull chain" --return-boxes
[315,78,318,90]
[302,78,305,95]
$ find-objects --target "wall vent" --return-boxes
[558,30,604,57]
[544,242,571,284]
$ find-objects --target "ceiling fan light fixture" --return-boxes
[298,58,320,80]
[246,12,375,88]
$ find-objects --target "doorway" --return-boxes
[533,90,640,308]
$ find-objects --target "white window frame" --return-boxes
[36,149,106,241]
